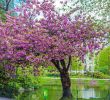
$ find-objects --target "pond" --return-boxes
[15,79,110,100]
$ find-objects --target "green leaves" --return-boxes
[95,46,110,74]
[0,9,6,21]
[97,46,110,67]
[71,57,84,70]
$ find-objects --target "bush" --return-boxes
[0,75,40,98]
[0,65,40,98]
[70,72,84,78]
[0,83,3,89]
[46,72,59,77]
[95,46,110,75]
[13,75,39,89]
[85,71,110,79]
[15,66,40,89]
[93,72,110,79]
[97,66,110,75]
[7,81,21,91]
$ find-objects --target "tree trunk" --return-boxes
[51,58,72,100]
[60,70,73,100]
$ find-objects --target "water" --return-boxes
[0,97,12,100]
[15,80,110,100]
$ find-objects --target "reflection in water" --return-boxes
[82,88,96,99]
[43,89,48,100]
[14,84,110,100]
[106,90,110,100]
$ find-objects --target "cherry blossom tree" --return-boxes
[0,0,104,99]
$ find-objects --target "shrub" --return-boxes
[7,81,21,91]
[97,66,110,75]
[84,71,110,79]
[0,64,40,98]
[70,72,84,78]
[93,72,110,79]
[46,71,59,77]
[0,83,3,91]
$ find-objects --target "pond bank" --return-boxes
[40,77,110,80]
[38,77,110,86]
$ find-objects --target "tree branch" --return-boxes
[66,56,72,71]
[66,7,81,16]
[60,59,66,70]
[5,0,12,11]
[51,59,61,72]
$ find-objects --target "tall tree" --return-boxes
[96,46,110,74]
[0,0,104,99]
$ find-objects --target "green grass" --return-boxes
[38,76,110,86]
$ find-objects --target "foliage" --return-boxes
[46,65,57,72]
[0,0,105,98]
[61,0,109,45]
[46,71,59,77]
[93,72,110,79]
[0,65,40,98]
[96,47,110,67]
[15,66,40,89]
[0,65,10,85]
[95,46,110,74]
[97,66,110,75]
[70,72,84,78]
[0,0,104,72]
[0,9,6,21]
[0,75,39,98]
[80,0,110,19]
[9,75,39,90]
[62,0,110,27]
[85,71,110,79]
[71,57,84,70]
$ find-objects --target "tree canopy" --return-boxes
[96,46,110,67]
[0,0,105,99]
[0,0,104,69]
[95,46,110,74]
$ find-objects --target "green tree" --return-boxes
[0,9,6,21]
[71,57,84,71]
[96,46,110,74]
